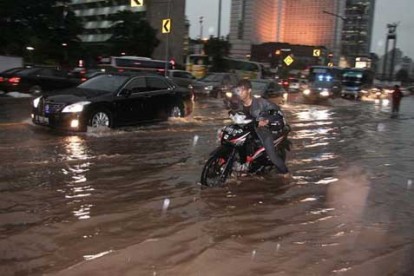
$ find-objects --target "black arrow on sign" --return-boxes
[133,0,142,6]
[163,19,170,33]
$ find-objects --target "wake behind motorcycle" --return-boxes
[200,112,290,187]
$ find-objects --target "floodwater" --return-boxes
[1,94,414,276]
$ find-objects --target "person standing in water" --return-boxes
[391,85,404,117]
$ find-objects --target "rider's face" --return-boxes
[235,86,251,102]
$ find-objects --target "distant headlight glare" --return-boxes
[62,101,91,113]
[303,89,311,95]
[320,90,330,97]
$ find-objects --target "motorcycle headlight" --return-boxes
[62,101,91,113]
[303,89,311,95]
[320,89,329,97]
[33,96,42,108]
[225,92,233,98]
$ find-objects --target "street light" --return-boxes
[322,10,346,66]
[26,46,35,65]
[199,16,204,40]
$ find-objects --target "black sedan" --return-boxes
[191,73,239,98]
[0,67,81,95]
[223,79,286,109]
[32,73,194,132]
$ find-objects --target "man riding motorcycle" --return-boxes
[232,79,290,175]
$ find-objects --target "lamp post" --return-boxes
[26,46,35,65]
[322,10,346,66]
[199,16,204,40]
[217,0,222,38]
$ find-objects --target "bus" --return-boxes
[185,54,264,79]
[303,66,344,99]
[223,57,264,80]
[98,56,174,74]
[185,54,210,79]
[341,68,375,99]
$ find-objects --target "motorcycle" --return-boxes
[200,111,291,187]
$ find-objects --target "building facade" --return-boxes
[229,0,342,60]
[341,0,376,66]
[68,0,186,63]
[229,0,376,68]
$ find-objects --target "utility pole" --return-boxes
[217,0,222,38]
[199,16,204,40]
[322,9,346,66]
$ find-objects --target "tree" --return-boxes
[107,11,159,57]
[396,68,409,83]
[0,0,83,66]
[203,36,231,72]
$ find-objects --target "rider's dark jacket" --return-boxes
[233,97,290,174]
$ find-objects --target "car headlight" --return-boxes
[204,85,213,91]
[303,89,311,95]
[33,96,42,108]
[62,101,91,113]
[320,90,330,97]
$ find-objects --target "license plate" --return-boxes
[36,115,49,124]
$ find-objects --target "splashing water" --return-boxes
[162,198,170,215]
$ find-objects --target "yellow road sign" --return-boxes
[130,0,143,7]
[162,19,171,33]
[313,49,321,57]
[284,55,294,66]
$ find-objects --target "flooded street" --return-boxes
[1,94,414,276]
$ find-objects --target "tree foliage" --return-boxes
[203,36,231,72]
[0,0,83,65]
[396,68,409,82]
[107,11,160,57]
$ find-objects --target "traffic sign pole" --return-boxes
[164,0,172,76]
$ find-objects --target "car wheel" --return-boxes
[170,102,185,118]
[29,85,42,95]
[89,110,112,128]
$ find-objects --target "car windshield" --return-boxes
[77,74,129,93]
[201,74,223,82]
[251,81,268,91]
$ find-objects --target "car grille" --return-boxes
[39,99,66,114]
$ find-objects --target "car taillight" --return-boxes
[8,77,20,85]
[81,77,87,82]
[0,77,4,82]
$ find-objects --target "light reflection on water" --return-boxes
[2,96,414,275]
[61,136,95,220]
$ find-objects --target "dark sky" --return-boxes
[186,0,414,59]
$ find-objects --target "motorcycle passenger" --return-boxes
[232,79,290,175]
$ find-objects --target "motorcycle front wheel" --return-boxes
[200,152,233,187]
